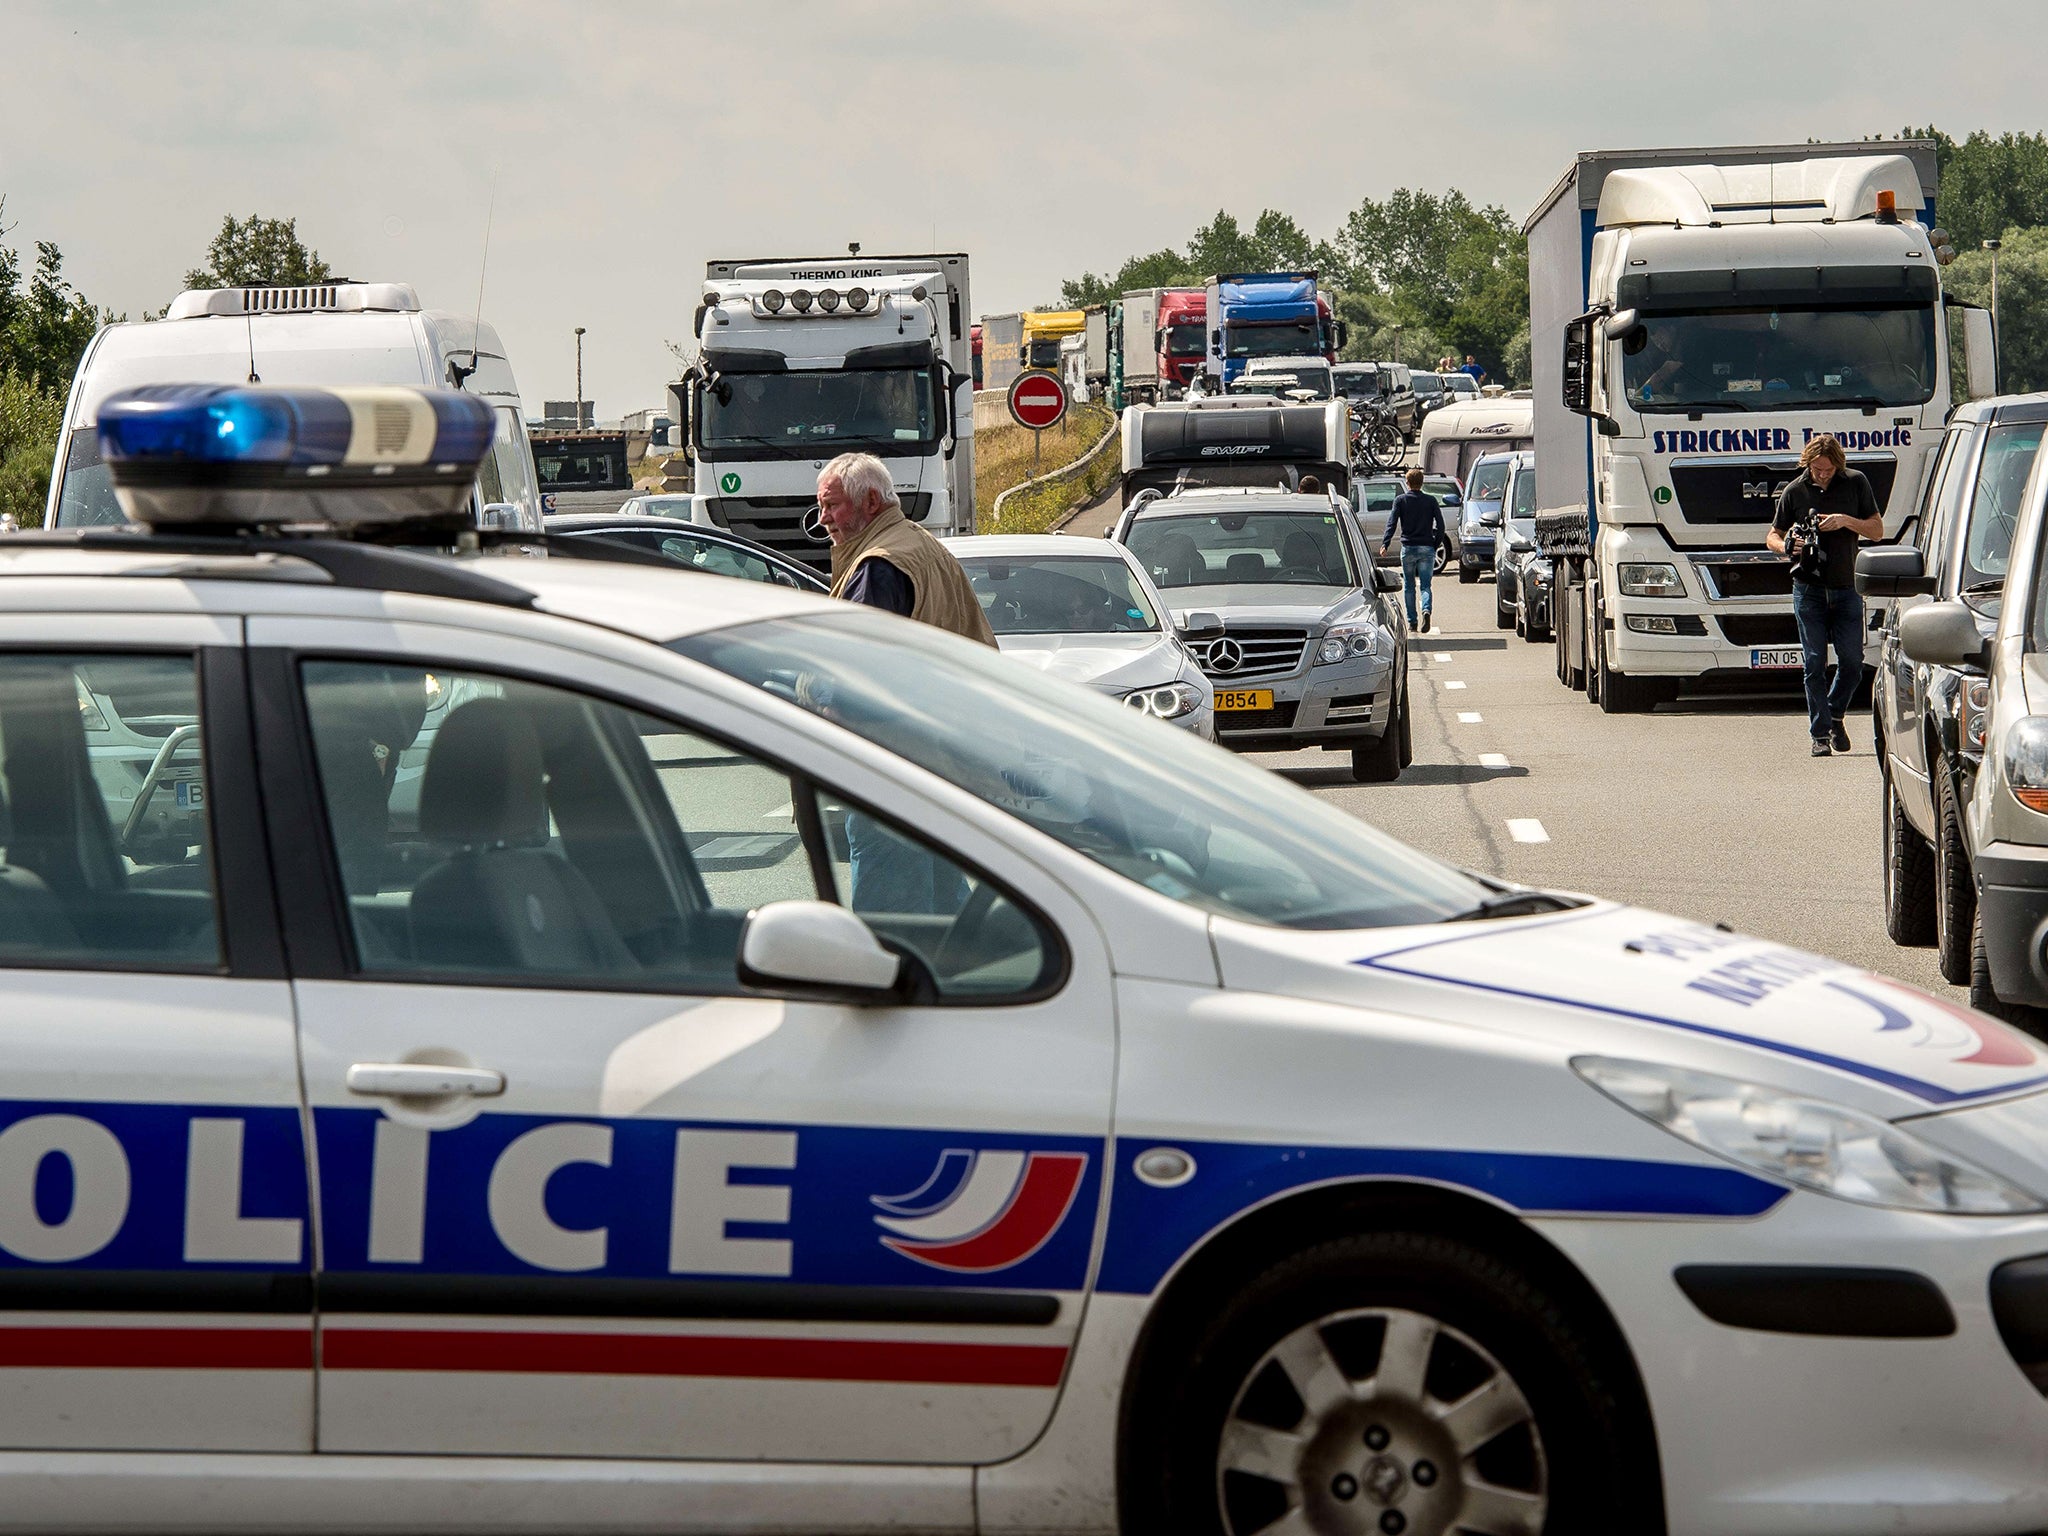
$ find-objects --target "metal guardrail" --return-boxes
[988,413,1121,532]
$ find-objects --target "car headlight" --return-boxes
[1316,622,1381,665]
[1122,681,1202,720]
[1575,1056,2043,1214]
[2002,715,2048,813]
[1618,562,1684,597]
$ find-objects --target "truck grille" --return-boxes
[1699,559,1795,600]
[1718,614,1800,646]
[1199,628,1309,680]
[1669,459,1899,525]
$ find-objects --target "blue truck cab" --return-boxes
[1203,272,1341,389]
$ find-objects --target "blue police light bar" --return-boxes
[97,384,495,529]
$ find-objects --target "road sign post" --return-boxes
[1007,371,1069,477]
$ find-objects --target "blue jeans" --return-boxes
[1792,580,1865,740]
[1400,544,1435,627]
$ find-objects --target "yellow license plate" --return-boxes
[1214,689,1275,711]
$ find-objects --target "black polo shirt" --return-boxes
[1771,466,1881,590]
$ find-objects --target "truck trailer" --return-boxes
[981,312,1024,394]
[681,253,974,572]
[1527,143,1995,711]
[1109,288,1208,409]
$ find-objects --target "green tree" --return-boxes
[1945,225,2048,393]
[0,203,101,392]
[0,368,66,526]
[183,214,332,290]
[1898,126,2048,251]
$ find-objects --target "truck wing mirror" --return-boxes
[1855,545,1934,598]
[1960,304,1998,400]
[1899,600,1988,669]
[1603,309,1641,344]
[1561,313,1595,416]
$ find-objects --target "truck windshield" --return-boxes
[1026,340,1063,369]
[1622,304,1937,411]
[958,555,1160,635]
[699,368,938,456]
[1125,509,1357,590]
[1165,324,1206,357]
[1227,321,1322,358]
[671,610,1481,930]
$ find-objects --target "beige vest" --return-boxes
[828,504,997,647]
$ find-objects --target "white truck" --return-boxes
[682,254,974,573]
[1528,142,1995,711]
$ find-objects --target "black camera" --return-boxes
[1787,510,1826,582]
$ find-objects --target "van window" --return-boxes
[54,429,126,528]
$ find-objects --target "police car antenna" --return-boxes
[450,175,497,390]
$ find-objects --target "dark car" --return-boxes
[1491,453,1545,635]
[1457,452,1514,583]
[1409,371,1451,424]
[545,514,830,592]
[1863,393,2048,1013]
[1352,473,1463,570]
[1332,363,1420,442]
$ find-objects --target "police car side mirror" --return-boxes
[738,900,905,1005]
[1898,600,1988,669]
[1855,546,1934,598]
[1177,610,1225,643]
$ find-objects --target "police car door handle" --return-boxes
[345,1063,506,1099]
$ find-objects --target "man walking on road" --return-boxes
[1459,355,1487,385]
[1766,434,1883,756]
[817,452,995,646]
[1379,467,1451,634]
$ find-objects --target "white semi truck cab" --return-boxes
[681,254,973,573]
[1528,145,1995,711]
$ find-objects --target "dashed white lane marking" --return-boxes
[1432,652,1452,662]
[765,804,793,819]
[1442,680,1467,690]
[1479,753,1510,769]
[1506,818,1550,843]
[1458,711,1483,723]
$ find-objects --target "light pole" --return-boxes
[1391,324,1403,366]
[1984,239,2003,342]
[574,327,587,429]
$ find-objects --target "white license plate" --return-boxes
[1750,647,1803,670]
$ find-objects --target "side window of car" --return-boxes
[810,790,1060,1002]
[658,535,777,584]
[0,653,217,969]
[300,660,817,992]
[1922,425,1980,589]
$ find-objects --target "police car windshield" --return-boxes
[698,367,937,456]
[1622,304,1938,412]
[958,556,1161,635]
[672,612,1481,930]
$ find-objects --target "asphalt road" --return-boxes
[1240,573,1958,1004]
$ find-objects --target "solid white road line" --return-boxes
[1506,818,1550,843]
[1458,712,1483,723]
[1442,680,1467,690]
[1479,753,1510,769]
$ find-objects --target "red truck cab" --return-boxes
[1155,289,1207,394]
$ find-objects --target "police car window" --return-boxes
[0,654,217,968]
[675,613,1483,930]
[810,792,1057,1000]
[1961,420,2044,601]
[300,661,816,992]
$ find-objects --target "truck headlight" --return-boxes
[1575,1056,2043,1214]
[2004,715,2048,812]
[1316,623,1381,665]
[1618,562,1684,597]
[1122,682,1202,720]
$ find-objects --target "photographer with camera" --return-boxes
[1766,434,1884,756]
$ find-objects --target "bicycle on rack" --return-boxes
[1350,401,1405,474]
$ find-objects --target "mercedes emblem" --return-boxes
[1203,637,1244,674]
[802,506,830,544]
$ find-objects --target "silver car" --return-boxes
[1110,488,1411,782]
[947,534,1216,740]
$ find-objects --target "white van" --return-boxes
[48,283,543,531]
[1415,394,1534,484]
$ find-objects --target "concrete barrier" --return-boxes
[973,389,1008,432]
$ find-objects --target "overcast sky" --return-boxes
[5,0,2045,417]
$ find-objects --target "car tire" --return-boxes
[1351,723,1403,783]
[1933,767,1976,986]
[1432,545,1448,576]
[1495,582,1515,629]
[1130,1230,1657,1536]
[1458,561,1478,585]
[1397,678,1414,769]
[1970,905,2048,1040]
[1881,766,1936,946]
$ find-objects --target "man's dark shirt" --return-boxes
[1771,466,1881,590]
[842,557,915,616]
[1383,490,1448,551]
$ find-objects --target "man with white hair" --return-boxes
[816,452,995,645]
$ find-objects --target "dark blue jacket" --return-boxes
[1382,491,1448,551]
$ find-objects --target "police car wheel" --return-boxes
[1140,1231,1647,1536]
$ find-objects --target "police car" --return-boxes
[1,383,2047,1536]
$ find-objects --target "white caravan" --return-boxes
[1417,394,1535,482]
[686,255,973,573]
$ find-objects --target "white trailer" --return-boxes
[685,254,974,570]
[1115,289,1162,408]
[1527,143,1994,711]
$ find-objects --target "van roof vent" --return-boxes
[163,282,423,320]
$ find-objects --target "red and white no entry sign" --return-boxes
[1007,370,1069,431]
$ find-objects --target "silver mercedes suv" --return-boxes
[1110,488,1410,781]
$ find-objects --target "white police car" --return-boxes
[0,384,2045,1536]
